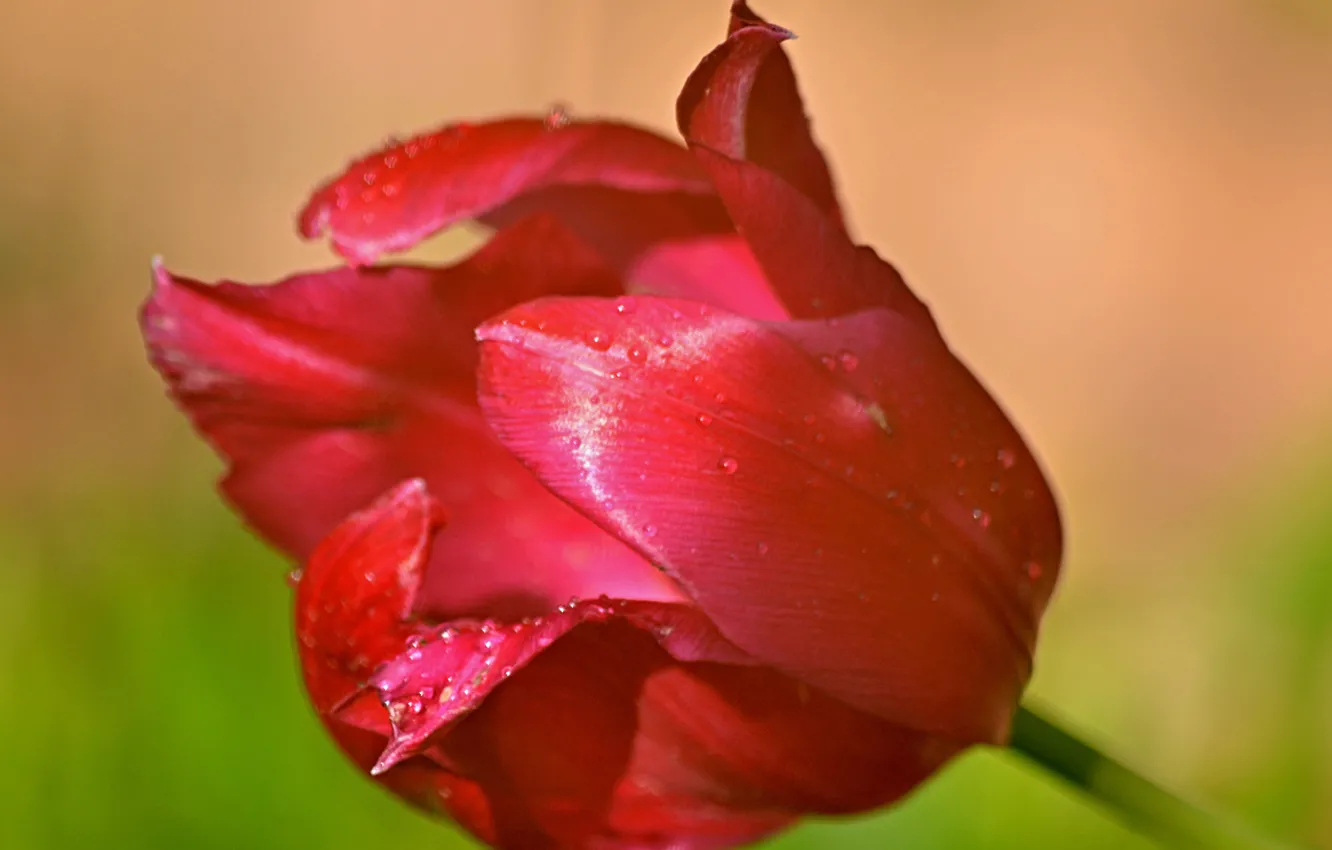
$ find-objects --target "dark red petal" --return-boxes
[475,296,1062,744]
[141,217,685,619]
[298,118,717,265]
[299,481,957,849]
[678,1,843,224]
[690,145,930,322]
[440,619,957,849]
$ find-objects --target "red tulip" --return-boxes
[141,2,1062,848]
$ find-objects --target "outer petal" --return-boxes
[141,217,684,619]
[299,117,718,264]
[677,1,843,224]
[475,296,1062,745]
[300,481,958,850]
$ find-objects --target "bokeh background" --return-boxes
[2,0,1330,847]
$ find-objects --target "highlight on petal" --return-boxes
[679,1,843,224]
[476,295,1062,745]
[298,118,717,265]
[142,217,685,621]
[296,480,960,849]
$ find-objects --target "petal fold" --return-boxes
[476,295,1062,744]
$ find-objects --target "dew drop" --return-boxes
[643,524,658,539]
[714,392,727,404]
[997,448,1017,469]
[657,334,674,346]
[813,432,827,444]
[614,299,634,315]
[837,350,859,371]
[585,331,611,351]
[756,541,770,555]
[718,456,739,475]
[1026,560,1043,580]
[285,569,303,588]
[627,346,647,364]
[802,413,817,425]
[819,354,837,371]
[972,509,991,528]
[544,103,571,130]
[696,412,713,427]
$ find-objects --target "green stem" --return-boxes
[1008,703,1292,850]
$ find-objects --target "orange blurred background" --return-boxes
[1,1,1329,848]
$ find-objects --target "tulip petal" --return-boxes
[678,1,843,224]
[475,296,1062,744]
[299,481,958,849]
[142,217,685,619]
[297,117,722,266]
[688,144,930,323]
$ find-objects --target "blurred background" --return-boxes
[1,0,1329,847]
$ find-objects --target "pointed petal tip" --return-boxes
[729,1,796,40]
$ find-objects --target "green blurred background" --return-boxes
[2,0,1329,847]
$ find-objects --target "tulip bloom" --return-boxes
[141,2,1061,848]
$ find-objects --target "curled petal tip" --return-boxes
[729,1,796,40]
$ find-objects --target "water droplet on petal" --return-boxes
[837,350,859,371]
[1026,560,1043,580]
[997,448,1017,469]
[802,413,817,425]
[718,456,739,475]
[696,412,713,426]
[286,569,303,588]
[756,541,770,555]
[544,103,571,130]
[657,334,674,346]
[643,524,658,538]
[819,354,837,371]
[585,331,611,351]
[627,346,647,364]
[972,509,991,528]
